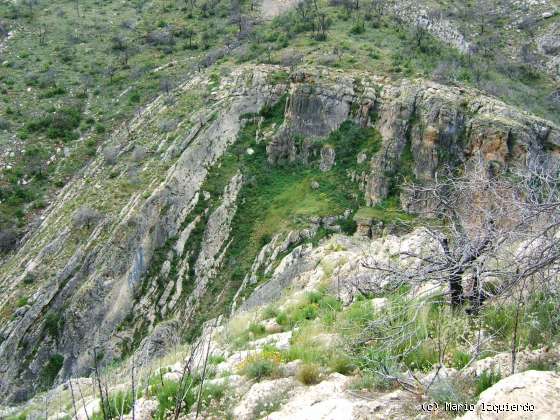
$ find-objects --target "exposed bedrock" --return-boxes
[0,65,558,402]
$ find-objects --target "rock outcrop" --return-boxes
[461,370,560,420]
[1,64,559,403]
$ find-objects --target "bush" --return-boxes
[524,358,558,372]
[452,350,471,370]
[291,304,318,323]
[208,355,226,365]
[72,206,102,229]
[275,311,289,326]
[40,354,64,388]
[44,312,63,338]
[295,363,321,385]
[26,107,82,141]
[428,377,475,409]
[248,323,266,337]
[92,390,133,420]
[328,354,354,375]
[349,372,398,392]
[0,229,18,253]
[243,358,279,381]
[483,305,516,340]
[16,297,28,307]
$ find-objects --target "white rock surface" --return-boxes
[233,377,299,420]
[461,370,560,420]
[122,398,158,420]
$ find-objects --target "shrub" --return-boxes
[328,354,355,375]
[483,304,516,340]
[243,358,279,381]
[275,311,289,326]
[296,363,321,385]
[72,206,102,229]
[92,390,133,419]
[208,355,226,365]
[26,107,82,141]
[452,350,471,370]
[290,304,318,324]
[428,377,475,409]
[251,389,289,418]
[0,229,18,253]
[44,312,63,338]
[262,305,279,319]
[0,117,10,130]
[16,297,28,307]
[524,358,558,372]
[248,323,266,337]
[40,354,64,388]
[349,372,398,392]
[23,273,36,284]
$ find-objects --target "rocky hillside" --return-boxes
[1,61,559,405]
[1,0,560,419]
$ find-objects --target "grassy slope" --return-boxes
[0,0,248,236]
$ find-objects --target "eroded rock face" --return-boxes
[239,229,439,312]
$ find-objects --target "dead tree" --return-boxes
[362,155,560,310]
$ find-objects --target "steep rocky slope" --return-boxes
[3,231,559,419]
[1,62,559,406]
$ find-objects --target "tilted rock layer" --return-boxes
[0,64,559,403]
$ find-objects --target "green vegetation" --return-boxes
[354,204,415,225]
[295,363,321,385]
[43,311,63,339]
[39,354,64,389]
[143,375,227,420]
[0,0,256,239]
[91,390,133,420]
[474,371,502,396]
[243,0,558,124]
[182,95,379,339]
[240,353,281,381]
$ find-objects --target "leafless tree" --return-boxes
[352,154,560,382]
[363,155,560,309]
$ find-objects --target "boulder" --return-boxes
[461,371,560,420]
[233,377,299,420]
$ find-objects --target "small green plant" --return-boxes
[296,363,321,385]
[524,358,558,372]
[16,296,29,307]
[44,312,63,338]
[208,354,226,365]
[275,311,289,326]
[452,350,471,370]
[251,390,289,418]
[262,305,279,319]
[483,305,516,340]
[474,371,502,396]
[248,323,266,337]
[243,358,279,381]
[328,354,355,375]
[91,390,133,420]
[349,372,398,392]
[428,377,475,409]
[39,354,64,388]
